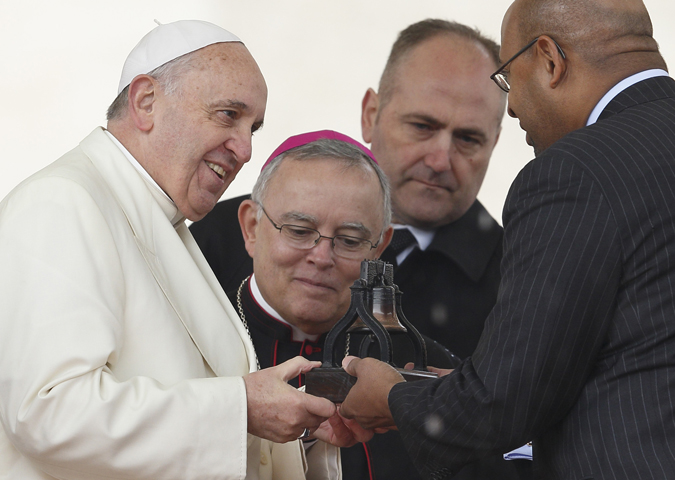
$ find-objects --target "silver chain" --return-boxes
[237,275,261,371]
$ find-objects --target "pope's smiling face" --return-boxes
[240,157,390,335]
[149,42,267,221]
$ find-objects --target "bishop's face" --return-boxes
[241,158,390,335]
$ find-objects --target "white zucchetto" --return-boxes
[117,19,241,94]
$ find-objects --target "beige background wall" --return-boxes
[2,0,674,223]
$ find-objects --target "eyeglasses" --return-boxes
[260,206,379,260]
[490,36,566,93]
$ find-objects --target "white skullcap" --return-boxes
[117,19,241,94]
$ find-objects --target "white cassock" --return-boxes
[0,127,339,480]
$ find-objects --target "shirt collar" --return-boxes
[586,69,669,126]
[400,224,435,250]
[250,274,320,342]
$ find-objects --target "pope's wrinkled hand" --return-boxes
[244,357,336,442]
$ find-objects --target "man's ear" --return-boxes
[238,200,260,258]
[374,226,394,259]
[361,88,380,144]
[536,35,567,89]
[127,75,158,132]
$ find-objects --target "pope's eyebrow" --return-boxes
[209,100,250,111]
[208,99,264,132]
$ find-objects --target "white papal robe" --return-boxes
[0,127,339,480]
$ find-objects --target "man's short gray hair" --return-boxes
[106,51,198,121]
[379,19,503,110]
[251,139,392,237]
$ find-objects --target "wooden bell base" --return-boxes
[305,367,438,403]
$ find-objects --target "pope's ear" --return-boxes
[127,75,157,132]
[238,200,261,258]
[374,226,394,259]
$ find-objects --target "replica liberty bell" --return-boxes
[305,259,437,402]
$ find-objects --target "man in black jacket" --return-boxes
[359,20,506,360]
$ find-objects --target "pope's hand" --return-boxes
[244,357,335,443]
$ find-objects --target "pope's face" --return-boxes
[150,43,267,221]
[241,158,391,335]
[363,35,504,229]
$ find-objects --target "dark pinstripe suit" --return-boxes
[388,75,675,479]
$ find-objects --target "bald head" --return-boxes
[500,0,667,155]
[510,0,664,71]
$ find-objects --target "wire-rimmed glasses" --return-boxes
[260,206,379,260]
[490,36,566,93]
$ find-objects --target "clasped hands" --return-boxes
[243,356,374,447]
[243,356,453,446]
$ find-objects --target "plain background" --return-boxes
[2,0,674,223]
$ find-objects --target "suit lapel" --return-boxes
[79,128,258,376]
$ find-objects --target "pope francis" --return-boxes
[0,19,366,480]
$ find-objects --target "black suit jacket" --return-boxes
[393,200,503,359]
[389,76,675,479]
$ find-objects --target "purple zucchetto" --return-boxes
[262,130,377,170]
